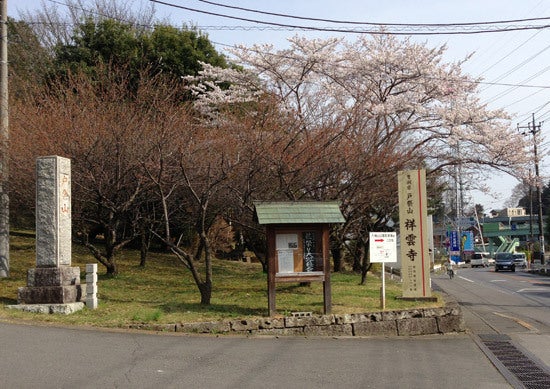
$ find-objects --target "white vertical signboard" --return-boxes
[370,232,397,309]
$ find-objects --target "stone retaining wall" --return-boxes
[129,303,465,337]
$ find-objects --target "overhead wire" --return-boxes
[38,0,550,126]
[485,63,550,104]
[474,30,543,78]
[502,88,546,111]
[156,0,550,127]
[24,2,550,94]
[149,0,550,35]
[149,0,550,187]
[479,42,550,92]
[32,0,550,193]
[469,1,550,124]
[193,0,550,28]
[516,101,550,123]
[465,0,548,71]
[153,1,550,133]
[536,107,550,122]
[37,0,550,201]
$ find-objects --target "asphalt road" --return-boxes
[0,320,511,389]
[434,266,550,331]
[3,265,549,388]
[432,265,550,387]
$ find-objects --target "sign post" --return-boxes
[397,169,433,299]
[369,232,397,309]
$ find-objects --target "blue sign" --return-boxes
[461,231,474,253]
[450,231,460,253]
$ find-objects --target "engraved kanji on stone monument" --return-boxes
[17,156,82,306]
[36,156,71,267]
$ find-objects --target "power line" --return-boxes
[502,88,546,110]
[17,4,550,93]
[31,0,550,122]
[475,30,543,77]
[516,101,550,123]
[193,0,550,28]
[150,0,550,35]
[536,107,550,122]
[480,42,550,92]
[464,0,549,70]
[190,0,550,117]
[212,39,550,90]
[485,63,550,104]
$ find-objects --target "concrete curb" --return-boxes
[526,264,550,276]
[6,302,85,315]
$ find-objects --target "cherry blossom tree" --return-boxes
[186,34,531,278]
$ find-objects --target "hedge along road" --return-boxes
[0,321,510,388]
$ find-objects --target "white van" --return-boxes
[471,252,490,268]
[512,253,527,268]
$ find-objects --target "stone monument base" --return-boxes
[17,266,82,304]
[7,302,84,315]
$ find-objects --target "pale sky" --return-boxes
[9,0,550,213]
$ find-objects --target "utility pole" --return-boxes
[0,0,8,278]
[454,141,466,261]
[518,114,545,265]
[529,169,534,258]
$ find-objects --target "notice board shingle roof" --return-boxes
[254,201,345,225]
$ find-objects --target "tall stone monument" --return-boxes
[17,156,82,305]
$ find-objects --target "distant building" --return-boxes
[499,207,527,217]
[432,207,543,256]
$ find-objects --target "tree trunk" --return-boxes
[360,266,368,285]
[198,281,212,305]
[360,258,372,285]
[331,246,342,272]
[195,239,204,261]
[139,228,149,267]
[352,247,362,272]
[105,261,118,276]
[249,249,267,272]
[83,238,119,276]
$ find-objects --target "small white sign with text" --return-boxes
[369,232,397,263]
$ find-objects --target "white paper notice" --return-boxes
[277,249,295,273]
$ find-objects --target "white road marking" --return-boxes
[457,276,474,282]
[516,288,548,293]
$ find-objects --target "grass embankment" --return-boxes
[0,232,442,329]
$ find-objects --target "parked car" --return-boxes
[494,252,515,272]
[512,253,527,268]
[471,252,490,268]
